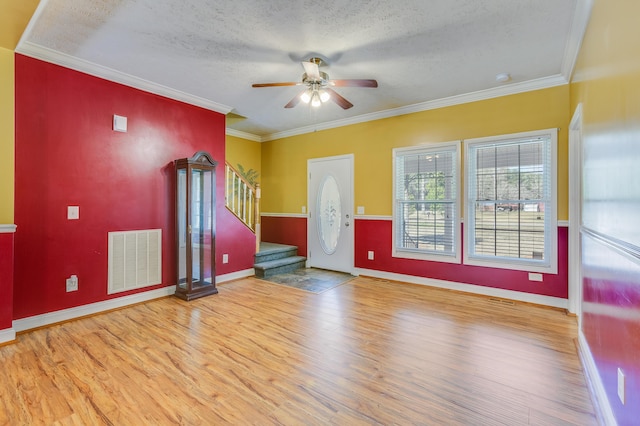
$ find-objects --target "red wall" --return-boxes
[14,55,255,320]
[0,232,14,329]
[355,219,568,297]
[263,216,568,298]
[261,215,307,256]
[581,233,640,425]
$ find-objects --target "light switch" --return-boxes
[357,206,365,215]
[113,114,128,132]
[67,206,79,220]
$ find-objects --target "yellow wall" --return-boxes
[225,134,262,184]
[262,86,571,218]
[0,0,39,223]
[0,47,14,222]
[571,0,640,124]
[0,0,40,50]
[570,0,640,242]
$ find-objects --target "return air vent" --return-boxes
[108,229,162,294]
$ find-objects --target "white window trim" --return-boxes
[392,141,461,264]
[463,128,558,274]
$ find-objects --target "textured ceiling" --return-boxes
[17,0,589,140]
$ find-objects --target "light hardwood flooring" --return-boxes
[0,276,597,425]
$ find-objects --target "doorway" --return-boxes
[307,155,354,273]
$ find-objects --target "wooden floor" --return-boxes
[0,276,598,425]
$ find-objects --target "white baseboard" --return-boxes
[13,285,177,333]
[0,327,16,344]
[217,268,254,283]
[577,331,617,426]
[353,268,568,309]
[12,268,256,335]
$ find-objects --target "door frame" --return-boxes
[568,103,583,319]
[307,154,355,273]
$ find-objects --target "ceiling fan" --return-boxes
[252,57,378,110]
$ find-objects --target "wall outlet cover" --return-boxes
[67,206,80,220]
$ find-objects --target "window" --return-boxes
[465,129,557,273]
[393,142,460,263]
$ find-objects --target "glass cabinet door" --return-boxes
[177,168,187,290]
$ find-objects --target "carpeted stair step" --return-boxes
[254,256,307,278]
[254,242,299,264]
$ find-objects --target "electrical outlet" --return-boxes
[66,275,78,292]
[367,251,374,260]
[222,254,229,264]
[528,273,543,282]
[618,368,626,404]
[357,206,365,215]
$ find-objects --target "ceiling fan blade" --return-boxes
[325,88,353,109]
[330,79,378,88]
[252,82,299,87]
[284,92,303,108]
[302,61,321,80]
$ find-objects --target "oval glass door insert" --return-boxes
[317,174,341,254]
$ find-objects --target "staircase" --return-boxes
[254,242,306,278]
[225,162,261,253]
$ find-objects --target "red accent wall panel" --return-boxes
[217,208,257,274]
[0,232,14,329]
[261,216,568,298]
[354,219,568,298]
[14,55,254,319]
[582,233,640,425]
[261,216,307,256]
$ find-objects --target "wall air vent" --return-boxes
[108,229,161,294]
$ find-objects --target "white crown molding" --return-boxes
[226,128,262,142]
[0,225,17,233]
[561,0,594,81]
[260,74,568,141]
[13,285,176,333]
[354,268,568,309]
[15,42,233,115]
[0,328,16,345]
[261,212,308,218]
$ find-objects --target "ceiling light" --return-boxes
[301,90,311,103]
[311,92,321,107]
[495,73,511,83]
[319,89,330,103]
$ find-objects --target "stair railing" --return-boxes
[225,162,261,252]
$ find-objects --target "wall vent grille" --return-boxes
[108,229,162,294]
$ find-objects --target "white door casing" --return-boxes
[568,104,583,319]
[307,155,354,273]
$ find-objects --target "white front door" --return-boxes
[308,155,354,273]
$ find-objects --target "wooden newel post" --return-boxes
[255,183,261,254]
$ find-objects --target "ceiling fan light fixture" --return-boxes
[311,91,322,107]
[319,89,330,103]
[301,90,312,104]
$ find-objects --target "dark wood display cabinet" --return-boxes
[174,151,218,301]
